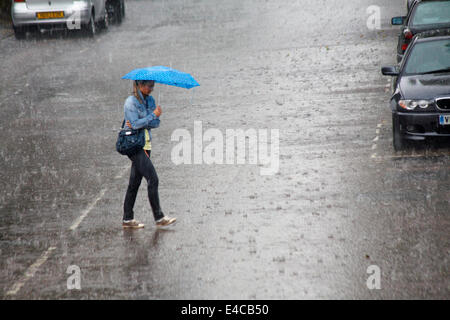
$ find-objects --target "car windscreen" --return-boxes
[411,1,450,26]
[404,39,450,75]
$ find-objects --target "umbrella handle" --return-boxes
[190,88,195,106]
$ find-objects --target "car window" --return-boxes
[411,1,450,26]
[404,39,450,74]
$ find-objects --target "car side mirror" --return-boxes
[391,16,405,25]
[381,66,399,76]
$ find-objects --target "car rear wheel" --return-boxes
[392,114,406,151]
[84,13,96,37]
[106,1,123,25]
[99,10,109,30]
[115,1,123,24]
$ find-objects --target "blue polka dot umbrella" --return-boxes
[122,66,200,89]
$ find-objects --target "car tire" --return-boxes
[115,2,123,25]
[99,10,109,30]
[392,114,405,151]
[106,1,122,24]
[84,12,96,37]
[13,25,26,40]
[106,1,114,24]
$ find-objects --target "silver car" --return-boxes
[11,0,108,39]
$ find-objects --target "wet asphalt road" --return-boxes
[0,0,449,299]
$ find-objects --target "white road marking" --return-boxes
[5,247,57,296]
[69,188,107,231]
[371,123,383,157]
[385,78,391,93]
[5,165,130,296]
[71,166,129,231]
[114,167,129,179]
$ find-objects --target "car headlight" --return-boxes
[398,99,434,110]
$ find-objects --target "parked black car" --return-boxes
[106,0,125,24]
[392,0,450,62]
[381,29,450,150]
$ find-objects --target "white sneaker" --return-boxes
[122,220,145,229]
[156,216,177,227]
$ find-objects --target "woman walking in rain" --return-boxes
[122,80,176,228]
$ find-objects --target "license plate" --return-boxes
[36,11,64,19]
[439,115,450,125]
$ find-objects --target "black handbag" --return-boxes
[116,120,145,156]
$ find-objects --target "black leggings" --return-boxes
[123,149,164,221]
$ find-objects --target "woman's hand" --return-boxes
[153,105,162,117]
[126,120,132,128]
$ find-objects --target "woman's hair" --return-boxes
[133,80,155,104]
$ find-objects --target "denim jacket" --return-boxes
[123,90,160,140]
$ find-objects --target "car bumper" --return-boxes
[395,111,450,139]
[12,3,90,28]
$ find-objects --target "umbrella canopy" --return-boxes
[122,66,200,89]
